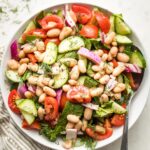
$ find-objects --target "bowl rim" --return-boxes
[0,1,150,150]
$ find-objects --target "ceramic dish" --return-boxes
[0,2,150,150]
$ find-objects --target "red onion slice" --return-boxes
[10,40,19,60]
[82,103,99,110]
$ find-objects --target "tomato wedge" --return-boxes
[44,97,58,121]
[67,85,91,103]
[44,38,60,46]
[8,89,20,114]
[31,29,47,38]
[111,114,125,127]
[80,24,99,38]
[22,29,47,41]
[95,12,110,33]
[39,15,64,30]
[72,4,92,24]
[125,73,137,90]
[112,59,118,68]
[86,127,113,140]
[22,120,41,130]
[60,92,69,111]
[27,53,38,64]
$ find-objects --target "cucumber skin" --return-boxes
[17,99,37,117]
[52,64,69,89]
[58,36,85,53]
[18,21,36,44]
[43,42,58,65]
[115,17,131,35]
[116,35,133,45]
[130,50,146,68]
[21,111,35,125]
[6,70,21,83]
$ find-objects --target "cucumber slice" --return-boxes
[109,15,115,32]
[130,50,146,68]
[17,99,37,116]
[116,35,132,45]
[87,62,95,77]
[18,21,36,44]
[52,64,68,89]
[15,99,24,106]
[78,76,99,88]
[112,101,127,114]
[21,111,35,125]
[6,70,21,83]
[43,42,58,65]
[59,58,77,67]
[115,17,131,35]
[58,36,85,53]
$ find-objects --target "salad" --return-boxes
[6,4,146,149]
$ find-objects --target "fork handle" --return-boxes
[120,109,129,150]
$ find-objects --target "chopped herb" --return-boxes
[11,7,18,13]
[40,102,84,141]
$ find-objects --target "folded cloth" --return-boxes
[0,46,50,150]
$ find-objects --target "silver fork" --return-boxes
[120,89,140,150]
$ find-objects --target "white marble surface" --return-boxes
[0,0,150,150]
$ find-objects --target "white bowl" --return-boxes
[0,2,150,150]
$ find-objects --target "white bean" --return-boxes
[82,119,88,131]
[47,28,61,37]
[101,53,108,62]
[38,93,46,103]
[70,65,80,80]
[47,21,57,28]
[36,86,43,96]
[24,91,34,99]
[95,125,106,134]
[62,84,71,92]
[28,63,39,72]
[99,75,110,84]
[23,44,34,53]
[7,59,20,70]
[66,122,75,129]
[114,93,121,100]
[75,120,82,131]
[90,87,104,97]
[42,77,50,86]
[107,53,113,61]
[94,49,104,57]
[78,60,86,73]
[38,107,45,120]
[110,46,118,57]
[113,64,126,76]
[67,114,79,123]
[105,32,115,45]
[43,86,56,97]
[34,51,44,62]
[48,79,54,87]
[28,76,38,85]
[59,27,72,41]
[113,83,126,93]
[68,79,77,86]
[84,108,93,121]
[36,41,45,51]
[117,53,129,63]
[20,58,30,64]
[62,140,72,149]
[92,65,100,72]
[37,75,44,87]
[18,50,25,58]
[112,41,117,46]
[18,64,27,76]
[100,94,109,103]
[105,64,114,74]
[94,72,101,80]
[119,45,125,52]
